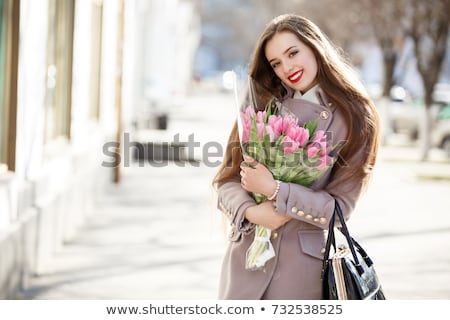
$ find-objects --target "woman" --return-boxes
[213,14,379,299]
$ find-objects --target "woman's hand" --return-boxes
[240,155,277,197]
[245,201,291,230]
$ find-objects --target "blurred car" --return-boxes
[431,104,450,157]
[387,86,421,140]
[430,83,450,156]
[387,85,444,141]
[432,82,450,105]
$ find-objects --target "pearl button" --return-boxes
[320,111,329,120]
[319,217,327,224]
[291,206,298,213]
[297,210,305,217]
[305,214,313,220]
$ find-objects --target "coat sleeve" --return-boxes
[216,175,256,234]
[273,168,363,230]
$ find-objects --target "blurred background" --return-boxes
[0,0,449,300]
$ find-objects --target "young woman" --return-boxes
[213,14,380,299]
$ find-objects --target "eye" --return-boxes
[289,50,299,58]
[271,61,280,69]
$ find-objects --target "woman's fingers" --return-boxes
[243,155,258,168]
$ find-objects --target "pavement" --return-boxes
[20,88,450,300]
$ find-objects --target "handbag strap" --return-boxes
[352,237,373,267]
[322,200,364,276]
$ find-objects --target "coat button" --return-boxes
[271,232,278,240]
[320,247,326,254]
[313,218,319,222]
[297,210,305,217]
[305,214,313,220]
[291,206,298,213]
[319,217,327,224]
[320,111,329,120]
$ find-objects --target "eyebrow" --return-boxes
[268,46,297,64]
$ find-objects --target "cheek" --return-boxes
[310,64,318,79]
[306,57,318,75]
[274,68,285,80]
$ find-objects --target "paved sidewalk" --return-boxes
[21,91,450,300]
[23,162,225,299]
[22,91,235,300]
[348,146,450,299]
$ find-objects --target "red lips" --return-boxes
[288,70,303,84]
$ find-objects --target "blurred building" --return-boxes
[0,0,200,299]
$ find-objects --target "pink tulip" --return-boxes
[244,106,256,119]
[317,154,333,170]
[282,115,298,134]
[265,125,276,142]
[285,126,295,139]
[267,115,283,137]
[240,112,251,143]
[311,130,331,153]
[282,136,299,154]
[256,110,266,124]
[296,127,310,147]
[256,122,265,139]
[286,126,310,147]
[312,130,326,144]
[307,144,320,158]
[242,127,249,143]
[241,106,259,143]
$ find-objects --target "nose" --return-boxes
[282,60,293,74]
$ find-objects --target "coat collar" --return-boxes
[280,83,336,132]
[293,85,321,104]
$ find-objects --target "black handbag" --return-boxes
[321,201,386,300]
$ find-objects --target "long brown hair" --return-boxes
[213,14,379,191]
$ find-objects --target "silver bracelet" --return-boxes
[267,180,281,201]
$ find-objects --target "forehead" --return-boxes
[264,31,308,59]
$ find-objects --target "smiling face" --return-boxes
[264,31,318,94]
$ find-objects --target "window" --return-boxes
[89,0,103,121]
[0,0,19,172]
[44,0,75,142]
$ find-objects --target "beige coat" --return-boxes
[217,88,366,299]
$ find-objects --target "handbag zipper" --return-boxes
[332,248,349,300]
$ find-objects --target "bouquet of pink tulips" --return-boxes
[241,103,335,270]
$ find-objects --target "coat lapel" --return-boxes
[280,87,336,132]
